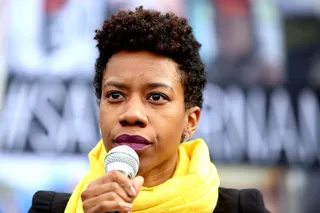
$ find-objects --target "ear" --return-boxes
[184,106,201,138]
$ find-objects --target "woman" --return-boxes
[29,6,269,213]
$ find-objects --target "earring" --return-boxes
[182,132,190,143]
[99,128,102,135]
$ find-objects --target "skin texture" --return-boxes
[81,51,200,213]
[100,51,200,187]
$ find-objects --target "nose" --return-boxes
[118,96,148,128]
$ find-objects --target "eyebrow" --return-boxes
[103,81,173,92]
[103,81,128,89]
[145,82,174,92]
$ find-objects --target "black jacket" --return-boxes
[28,187,270,213]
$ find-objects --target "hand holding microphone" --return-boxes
[81,146,144,213]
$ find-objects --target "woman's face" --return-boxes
[99,51,200,178]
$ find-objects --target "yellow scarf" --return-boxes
[64,139,220,213]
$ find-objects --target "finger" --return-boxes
[82,191,123,210]
[86,200,132,213]
[91,171,136,197]
[81,182,133,203]
[132,176,144,195]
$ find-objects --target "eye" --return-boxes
[148,93,168,102]
[106,92,125,100]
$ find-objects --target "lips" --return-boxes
[114,134,151,151]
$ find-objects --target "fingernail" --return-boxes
[129,186,136,197]
[122,202,132,210]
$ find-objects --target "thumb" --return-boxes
[132,176,144,195]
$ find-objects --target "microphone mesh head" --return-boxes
[104,145,139,178]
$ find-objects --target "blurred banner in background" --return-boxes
[0,0,319,213]
[0,0,6,111]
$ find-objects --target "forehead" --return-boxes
[104,51,181,81]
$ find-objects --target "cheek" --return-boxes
[156,108,186,141]
[99,111,115,151]
[99,106,115,136]
[99,106,107,126]
[164,101,186,124]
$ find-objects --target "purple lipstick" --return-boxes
[114,134,151,151]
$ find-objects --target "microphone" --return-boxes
[104,145,140,213]
[104,145,140,179]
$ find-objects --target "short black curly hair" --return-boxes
[93,6,206,109]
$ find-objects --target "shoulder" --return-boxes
[28,191,71,213]
[215,187,270,213]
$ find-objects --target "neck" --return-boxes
[140,152,178,187]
